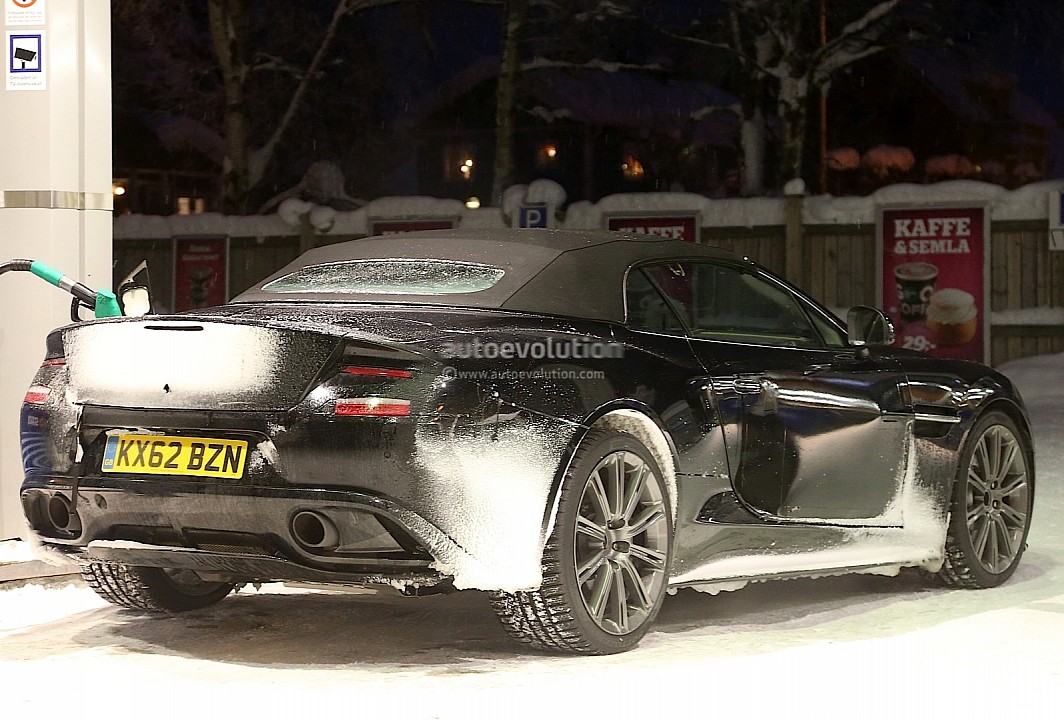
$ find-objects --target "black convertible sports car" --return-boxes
[20,229,1034,654]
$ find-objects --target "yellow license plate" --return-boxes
[102,434,248,479]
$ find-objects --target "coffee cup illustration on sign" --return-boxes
[894,262,938,323]
[926,288,978,345]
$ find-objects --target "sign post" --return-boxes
[1049,191,1064,251]
[878,205,988,362]
[0,1,111,538]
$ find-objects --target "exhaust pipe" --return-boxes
[46,494,82,534]
[291,511,340,551]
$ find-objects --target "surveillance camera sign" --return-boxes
[7,32,44,90]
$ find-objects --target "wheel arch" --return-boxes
[539,400,680,544]
[966,395,1036,481]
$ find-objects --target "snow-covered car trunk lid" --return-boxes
[63,318,344,411]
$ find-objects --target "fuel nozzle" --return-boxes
[0,258,122,319]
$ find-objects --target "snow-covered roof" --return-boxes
[524,68,740,146]
[393,57,740,148]
[904,47,1057,129]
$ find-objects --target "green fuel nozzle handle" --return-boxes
[27,260,123,318]
[93,289,122,318]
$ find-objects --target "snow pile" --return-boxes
[115,178,1064,242]
[805,178,1064,225]
[565,192,787,229]
[0,539,35,564]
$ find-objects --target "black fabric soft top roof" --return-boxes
[232,228,745,323]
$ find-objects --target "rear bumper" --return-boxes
[21,478,457,588]
[79,542,445,588]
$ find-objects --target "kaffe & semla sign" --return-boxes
[174,236,228,313]
[878,205,988,363]
[605,213,700,242]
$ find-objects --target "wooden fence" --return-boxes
[115,218,1063,367]
[704,219,1064,365]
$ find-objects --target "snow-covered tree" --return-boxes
[114,0,408,213]
[207,0,408,212]
[490,0,653,202]
[671,0,916,193]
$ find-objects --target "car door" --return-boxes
[641,261,914,525]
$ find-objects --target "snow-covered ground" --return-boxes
[2,354,1062,719]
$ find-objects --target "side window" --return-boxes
[625,268,686,334]
[803,301,848,348]
[645,262,821,347]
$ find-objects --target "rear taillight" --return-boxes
[41,358,66,367]
[334,398,411,417]
[340,366,413,379]
[24,386,50,404]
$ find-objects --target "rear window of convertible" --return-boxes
[261,259,505,295]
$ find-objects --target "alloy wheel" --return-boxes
[574,450,669,635]
[964,424,1030,575]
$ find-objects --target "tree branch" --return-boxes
[250,0,359,186]
[814,0,901,68]
[656,26,772,77]
[520,57,666,73]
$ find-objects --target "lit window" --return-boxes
[176,197,205,215]
[621,154,645,180]
[536,142,559,168]
[444,144,476,182]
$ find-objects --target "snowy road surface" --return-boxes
[2,354,1063,719]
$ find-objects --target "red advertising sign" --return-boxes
[606,214,700,242]
[174,237,227,312]
[879,206,987,362]
[369,218,457,236]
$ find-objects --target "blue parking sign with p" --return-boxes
[518,204,549,228]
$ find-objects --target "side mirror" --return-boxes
[119,286,152,317]
[117,260,155,316]
[847,306,895,347]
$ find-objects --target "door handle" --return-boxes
[733,375,772,395]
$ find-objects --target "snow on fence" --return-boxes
[113,179,1064,366]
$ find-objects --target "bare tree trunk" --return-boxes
[730,8,770,196]
[208,0,251,213]
[777,73,810,184]
[740,109,766,195]
[491,0,529,206]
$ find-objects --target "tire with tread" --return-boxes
[81,562,235,612]
[936,410,1034,589]
[490,427,673,654]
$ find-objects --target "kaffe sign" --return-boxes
[605,213,700,242]
[174,237,227,312]
[879,206,988,362]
